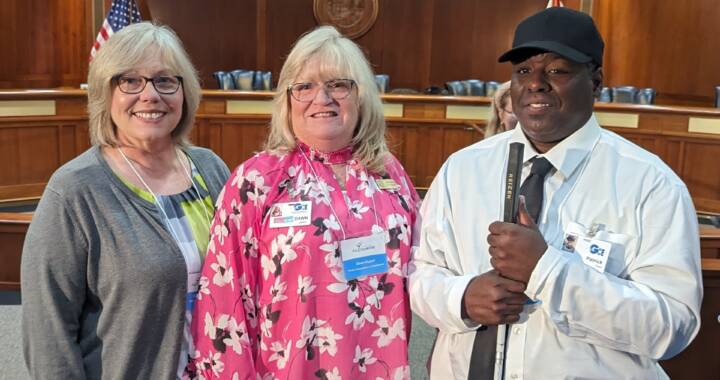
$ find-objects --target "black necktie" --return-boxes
[519,157,553,223]
[467,157,553,379]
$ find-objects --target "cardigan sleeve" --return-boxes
[21,188,89,380]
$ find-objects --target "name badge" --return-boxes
[375,178,400,190]
[340,232,388,280]
[566,234,612,273]
[269,201,312,228]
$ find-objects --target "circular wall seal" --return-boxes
[313,0,379,39]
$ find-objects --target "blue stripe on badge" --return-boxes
[343,254,389,280]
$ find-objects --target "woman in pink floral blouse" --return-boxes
[187,26,421,379]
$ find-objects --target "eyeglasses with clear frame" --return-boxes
[287,79,356,102]
[112,74,183,95]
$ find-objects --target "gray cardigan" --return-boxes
[21,145,230,380]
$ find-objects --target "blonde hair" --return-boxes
[485,81,512,138]
[87,22,201,147]
[266,26,389,173]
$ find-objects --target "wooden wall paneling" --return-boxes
[0,1,14,85]
[193,117,224,154]
[404,103,445,119]
[216,120,269,170]
[0,127,20,186]
[0,0,92,89]
[0,120,87,196]
[416,125,445,187]
[611,131,662,158]
[256,0,268,71]
[681,140,720,212]
[264,0,317,81]
[0,221,28,290]
[385,123,422,186]
[18,126,60,184]
[147,0,259,90]
[75,122,90,156]
[660,271,720,378]
[594,0,720,107]
[354,0,435,90]
[428,1,546,87]
[385,124,407,165]
[662,139,684,177]
[59,124,78,164]
[188,121,201,147]
[393,124,450,187]
[639,113,689,135]
[441,125,482,164]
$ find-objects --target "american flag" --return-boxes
[89,0,142,60]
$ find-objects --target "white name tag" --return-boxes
[269,201,312,228]
[573,235,612,273]
[340,232,388,280]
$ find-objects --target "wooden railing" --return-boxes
[3,89,720,211]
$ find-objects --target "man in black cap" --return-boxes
[410,7,702,379]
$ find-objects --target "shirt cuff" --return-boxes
[451,274,484,331]
[526,245,567,299]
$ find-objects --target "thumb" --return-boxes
[517,195,538,229]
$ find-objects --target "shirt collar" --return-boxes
[296,140,354,165]
[509,114,601,179]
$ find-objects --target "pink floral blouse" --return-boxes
[188,143,420,380]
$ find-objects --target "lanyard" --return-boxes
[298,147,382,241]
[118,147,211,241]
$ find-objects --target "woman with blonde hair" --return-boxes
[22,22,229,379]
[484,81,518,138]
[188,26,420,379]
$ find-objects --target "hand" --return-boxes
[487,196,548,283]
[462,270,528,325]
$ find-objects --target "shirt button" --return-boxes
[510,374,519,380]
[513,327,521,334]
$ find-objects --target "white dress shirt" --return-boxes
[409,115,703,380]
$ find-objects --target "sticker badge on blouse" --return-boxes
[375,178,400,191]
[340,232,389,280]
[269,201,312,228]
[573,236,612,273]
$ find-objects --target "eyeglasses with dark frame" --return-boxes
[287,79,356,102]
[112,74,184,95]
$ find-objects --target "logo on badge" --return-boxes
[291,203,308,211]
[589,244,605,256]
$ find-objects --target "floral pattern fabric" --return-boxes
[188,143,420,380]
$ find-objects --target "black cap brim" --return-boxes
[498,40,593,64]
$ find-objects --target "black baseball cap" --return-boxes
[498,7,604,66]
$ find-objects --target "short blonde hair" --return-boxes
[485,81,512,138]
[265,26,389,173]
[87,22,201,147]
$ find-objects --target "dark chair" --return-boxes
[611,86,638,104]
[597,86,612,103]
[424,86,449,95]
[213,71,235,90]
[230,70,253,91]
[445,81,466,96]
[636,88,656,105]
[485,81,500,97]
[262,71,272,91]
[463,80,485,96]
[375,74,390,93]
